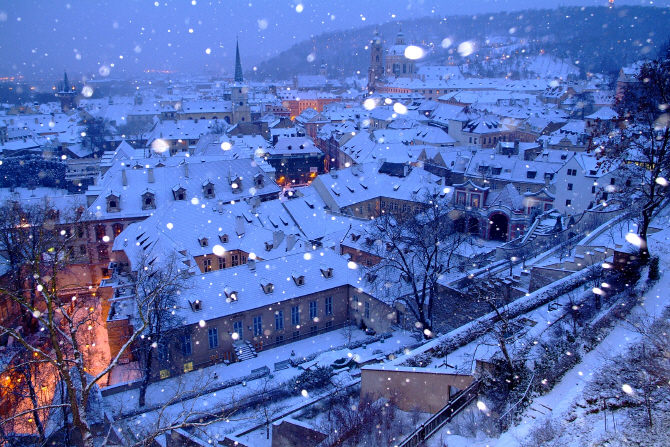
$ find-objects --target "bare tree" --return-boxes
[0,198,190,447]
[596,46,670,261]
[132,253,190,408]
[363,190,472,338]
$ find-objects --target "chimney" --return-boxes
[147,168,155,183]
[273,230,285,249]
[217,200,224,214]
[286,233,297,251]
[403,165,410,177]
[122,169,128,186]
[247,258,256,270]
[331,168,338,179]
[236,215,245,236]
[184,162,190,178]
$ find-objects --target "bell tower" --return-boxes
[231,37,251,124]
[367,27,384,93]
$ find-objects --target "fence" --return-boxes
[396,380,481,447]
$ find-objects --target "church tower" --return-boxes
[367,27,384,93]
[319,58,327,78]
[56,70,77,112]
[231,38,251,124]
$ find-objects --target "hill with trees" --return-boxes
[251,5,670,81]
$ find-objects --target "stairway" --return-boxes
[525,223,555,243]
[234,341,258,362]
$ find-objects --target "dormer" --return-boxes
[526,170,537,179]
[320,265,333,279]
[141,189,156,210]
[292,271,305,286]
[260,278,273,294]
[230,175,243,193]
[219,233,229,244]
[172,185,186,201]
[106,191,121,213]
[198,235,208,247]
[265,241,273,252]
[202,180,215,198]
[253,173,264,188]
[224,286,238,302]
[189,300,203,312]
[350,233,361,242]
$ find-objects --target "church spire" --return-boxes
[234,37,244,83]
[63,70,70,91]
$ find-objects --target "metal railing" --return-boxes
[396,380,481,447]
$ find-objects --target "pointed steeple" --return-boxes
[63,70,70,91]
[234,37,244,83]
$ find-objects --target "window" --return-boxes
[592,186,596,193]
[364,301,370,319]
[80,244,87,255]
[181,335,192,356]
[311,325,318,334]
[276,335,284,344]
[112,223,123,238]
[218,257,226,270]
[208,328,218,349]
[203,259,212,272]
[253,316,262,336]
[566,199,572,206]
[325,321,333,329]
[567,183,573,191]
[325,296,333,316]
[309,301,317,320]
[275,310,284,330]
[291,305,300,326]
[610,178,616,185]
[160,369,170,379]
[381,200,386,208]
[293,330,300,339]
[95,224,106,242]
[183,362,193,373]
[526,187,531,193]
[231,254,239,266]
[353,295,359,313]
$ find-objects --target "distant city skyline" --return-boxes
[0,0,664,81]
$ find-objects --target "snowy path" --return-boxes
[494,262,670,446]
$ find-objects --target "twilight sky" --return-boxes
[0,0,664,81]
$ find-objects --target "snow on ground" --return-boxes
[428,248,670,447]
[108,328,417,435]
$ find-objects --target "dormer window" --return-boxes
[230,176,242,193]
[198,235,208,247]
[141,189,156,210]
[292,271,305,286]
[491,168,502,175]
[265,241,273,252]
[320,266,333,279]
[224,286,238,302]
[172,185,186,201]
[254,173,264,188]
[350,233,361,242]
[260,278,273,294]
[526,171,537,179]
[190,300,203,312]
[219,233,229,244]
[202,180,215,199]
[106,193,121,213]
